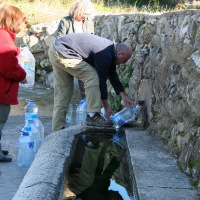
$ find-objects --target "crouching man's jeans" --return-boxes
[48,45,102,132]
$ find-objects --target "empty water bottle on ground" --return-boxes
[111,101,145,129]
[32,113,44,143]
[25,99,38,123]
[66,103,73,124]
[76,99,87,125]
[17,43,35,88]
[17,126,35,168]
[24,119,41,153]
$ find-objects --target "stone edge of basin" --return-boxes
[12,125,88,200]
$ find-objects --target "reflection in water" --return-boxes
[63,130,130,200]
[109,180,130,200]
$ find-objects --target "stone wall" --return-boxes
[15,9,200,189]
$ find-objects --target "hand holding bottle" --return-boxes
[104,106,114,120]
[119,92,133,107]
[102,99,114,120]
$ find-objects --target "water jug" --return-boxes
[25,99,38,123]
[17,44,35,88]
[76,99,87,125]
[24,119,41,153]
[111,101,144,129]
[66,103,73,124]
[32,113,44,142]
[17,127,35,168]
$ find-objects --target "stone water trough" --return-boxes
[12,125,137,200]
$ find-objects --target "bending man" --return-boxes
[48,33,133,132]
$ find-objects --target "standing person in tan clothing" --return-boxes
[56,0,94,99]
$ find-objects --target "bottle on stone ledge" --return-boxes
[111,101,145,130]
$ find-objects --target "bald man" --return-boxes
[48,33,133,132]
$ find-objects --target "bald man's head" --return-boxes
[114,43,132,65]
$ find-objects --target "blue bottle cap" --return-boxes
[23,131,29,136]
[25,126,31,131]
[80,99,85,104]
[26,99,34,103]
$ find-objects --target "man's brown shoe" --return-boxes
[85,113,113,127]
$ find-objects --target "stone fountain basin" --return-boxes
[13,125,134,200]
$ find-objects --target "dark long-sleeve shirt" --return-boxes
[54,33,124,99]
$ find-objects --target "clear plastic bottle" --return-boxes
[66,103,73,124]
[17,44,35,89]
[17,127,35,168]
[24,119,41,153]
[111,101,144,129]
[76,99,87,125]
[25,99,38,123]
[31,113,44,143]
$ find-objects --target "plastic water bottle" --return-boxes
[111,101,144,129]
[24,119,41,153]
[25,100,38,123]
[76,99,87,125]
[32,113,44,143]
[17,127,35,168]
[66,103,73,124]
[17,44,35,88]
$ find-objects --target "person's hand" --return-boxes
[20,78,27,84]
[120,92,133,107]
[102,100,114,120]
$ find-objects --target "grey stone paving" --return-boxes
[0,85,54,200]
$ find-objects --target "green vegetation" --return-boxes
[1,0,200,25]
[178,131,186,137]
[188,160,200,169]
[137,19,145,30]
[109,95,123,112]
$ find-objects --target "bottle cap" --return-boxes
[25,126,31,131]
[20,43,28,48]
[26,99,34,103]
[80,99,85,104]
[23,131,29,136]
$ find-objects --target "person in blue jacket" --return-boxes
[48,33,133,132]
